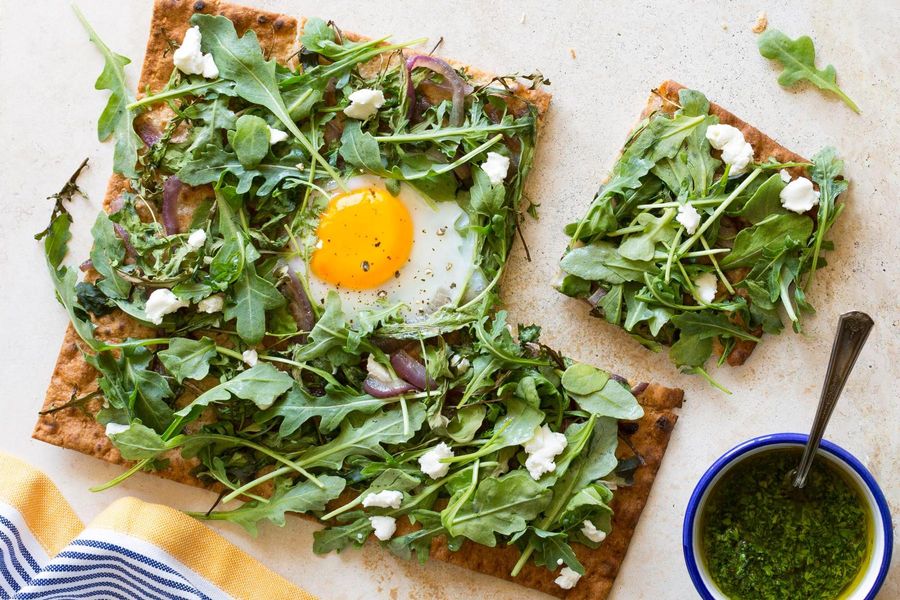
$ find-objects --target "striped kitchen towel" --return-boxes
[0,453,315,600]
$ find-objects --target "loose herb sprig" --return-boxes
[757,29,860,113]
[559,88,847,386]
[43,12,646,583]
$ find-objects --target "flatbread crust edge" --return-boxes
[33,1,680,598]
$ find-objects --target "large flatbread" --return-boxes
[33,2,680,598]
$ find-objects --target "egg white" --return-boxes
[291,175,478,322]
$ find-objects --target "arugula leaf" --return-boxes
[75,282,115,317]
[312,512,373,554]
[806,147,848,287]
[106,420,168,460]
[231,114,271,169]
[446,405,487,443]
[175,362,294,420]
[618,210,676,261]
[595,284,624,325]
[387,510,448,563]
[721,213,813,268]
[561,363,610,396]
[293,292,356,361]
[758,29,860,113]
[677,89,719,194]
[623,292,671,336]
[738,173,788,223]
[670,312,760,342]
[560,242,654,284]
[511,418,618,576]
[339,121,385,173]
[158,337,217,383]
[443,470,552,546]
[561,484,613,545]
[568,379,643,420]
[184,93,236,153]
[470,167,506,215]
[231,262,285,344]
[260,383,386,436]
[670,334,714,368]
[89,212,131,299]
[40,205,97,347]
[203,475,346,535]
[123,345,175,431]
[297,403,426,470]
[73,6,141,178]
[179,143,304,196]
[530,529,584,574]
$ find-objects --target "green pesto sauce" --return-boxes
[700,448,869,600]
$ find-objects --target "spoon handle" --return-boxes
[793,311,874,488]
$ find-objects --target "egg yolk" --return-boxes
[310,187,413,290]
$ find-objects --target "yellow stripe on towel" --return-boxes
[0,453,83,557]
[90,496,317,600]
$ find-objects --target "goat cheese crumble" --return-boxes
[173,26,219,79]
[369,515,397,540]
[779,177,820,213]
[268,126,289,145]
[581,520,607,543]
[145,289,188,325]
[343,88,385,120]
[242,349,258,367]
[481,151,510,185]
[554,567,582,590]
[694,272,718,304]
[523,425,567,480]
[197,294,224,314]
[186,229,207,250]
[675,203,701,234]
[362,490,404,509]
[705,124,754,174]
[419,442,454,479]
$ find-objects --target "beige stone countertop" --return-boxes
[0,1,896,598]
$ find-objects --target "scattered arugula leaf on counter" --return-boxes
[73,5,142,177]
[757,29,860,113]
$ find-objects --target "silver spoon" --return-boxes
[791,311,874,488]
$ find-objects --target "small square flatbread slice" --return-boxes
[589,80,812,367]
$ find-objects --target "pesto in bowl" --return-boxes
[683,434,893,600]
[700,447,868,599]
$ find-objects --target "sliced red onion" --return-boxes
[162,175,182,235]
[371,337,408,353]
[137,122,162,147]
[363,376,417,398]
[610,373,629,386]
[588,287,608,306]
[283,264,315,332]
[390,350,435,391]
[406,55,471,127]
[112,223,136,259]
[108,194,125,214]
[630,382,649,397]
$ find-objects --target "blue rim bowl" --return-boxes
[683,433,893,600]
